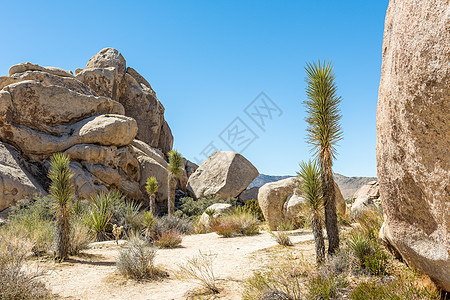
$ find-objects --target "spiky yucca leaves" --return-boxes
[167,150,184,216]
[297,160,325,264]
[145,176,158,215]
[304,60,342,255]
[49,153,74,261]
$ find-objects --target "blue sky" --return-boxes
[0,1,389,177]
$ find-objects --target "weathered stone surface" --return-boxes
[187,151,259,199]
[131,140,167,167]
[7,70,97,95]
[76,67,122,100]
[1,114,138,157]
[238,186,259,203]
[69,161,108,200]
[85,48,126,74]
[9,62,74,78]
[119,73,165,147]
[0,142,45,211]
[351,195,376,219]
[353,181,379,199]
[199,203,232,227]
[259,177,346,229]
[1,80,123,131]
[377,0,450,291]
[126,67,156,97]
[158,120,173,154]
[184,159,199,178]
[258,177,301,230]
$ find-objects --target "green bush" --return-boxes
[116,236,157,280]
[235,199,265,221]
[306,271,348,300]
[348,231,389,276]
[350,279,441,300]
[175,196,237,220]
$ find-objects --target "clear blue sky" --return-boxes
[0,1,389,177]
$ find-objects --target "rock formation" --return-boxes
[0,48,174,212]
[353,181,379,199]
[377,0,449,291]
[258,177,347,230]
[187,151,259,199]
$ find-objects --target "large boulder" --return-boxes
[238,186,260,203]
[350,195,377,219]
[259,177,347,230]
[186,151,259,199]
[353,181,379,199]
[198,203,233,228]
[0,142,45,211]
[377,0,450,291]
[258,177,301,230]
[85,48,126,74]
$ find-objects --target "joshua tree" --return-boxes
[49,153,74,261]
[145,176,159,214]
[304,60,343,255]
[167,149,184,216]
[297,160,325,264]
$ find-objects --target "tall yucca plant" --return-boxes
[297,160,325,264]
[49,153,74,260]
[145,176,158,215]
[304,60,342,255]
[167,150,183,216]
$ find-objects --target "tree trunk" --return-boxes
[56,206,70,260]
[311,215,325,264]
[168,174,175,216]
[322,166,340,255]
[149,194,156,215]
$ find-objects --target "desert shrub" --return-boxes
[116,236,157,280]
[175,196,237,220]
[120,200,143,235]
[235,199,265,221]
[7,197,55,256]
[0,232,51,299]
[211,211,259,237]
[306,268,348,300]
[350,278,441,300]
[178,251,219,294]
[193,215,211,234]
[84,193,113,241]
[154,229,182,248]
[69,220,93,255]
[242,254,308,300]
[141,211,156,240]
[348,231,389,276]
[357,209,384,240]
[271,231,292,246]
[154,215,193,236]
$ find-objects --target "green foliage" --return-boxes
[235,199,265,221]
[84,192,114,241]
[297,160,324,214]
[0,232,51,299]
[141,211,156,240]
[167,149,184,177]
[350,279,441,300]
[303,60,343,162]
[69,219,93,256]
[116,236,157,280]
[154,229,182,248]
[306,271,348,300]
[121,200,143,234]
[175,196,237,220]
[145,176,158,195]
[49,152,74,260]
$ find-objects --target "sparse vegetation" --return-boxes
[235,199,265,221]
[154,229,182,248]
[211,210,260,237]
[178,251,219,294]
[271,230,292,246]
[116,236,158,280]
[167,149,184,217]
[175,196,237,220]
[145,176,158,214]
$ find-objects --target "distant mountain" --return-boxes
[248,173,377,199]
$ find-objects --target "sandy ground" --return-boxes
[38,230,315,300]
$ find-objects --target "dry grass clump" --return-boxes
[211,211,259,237]
[154,229,183,248]
[116,236,161,280]
[271,221,295,246]
[0,231,51,299]
[177,251,219,294]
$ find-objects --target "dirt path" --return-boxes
[40,230,314,300]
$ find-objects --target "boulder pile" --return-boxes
[0,48,178,211]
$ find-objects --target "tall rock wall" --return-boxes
[377,0,450,291]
